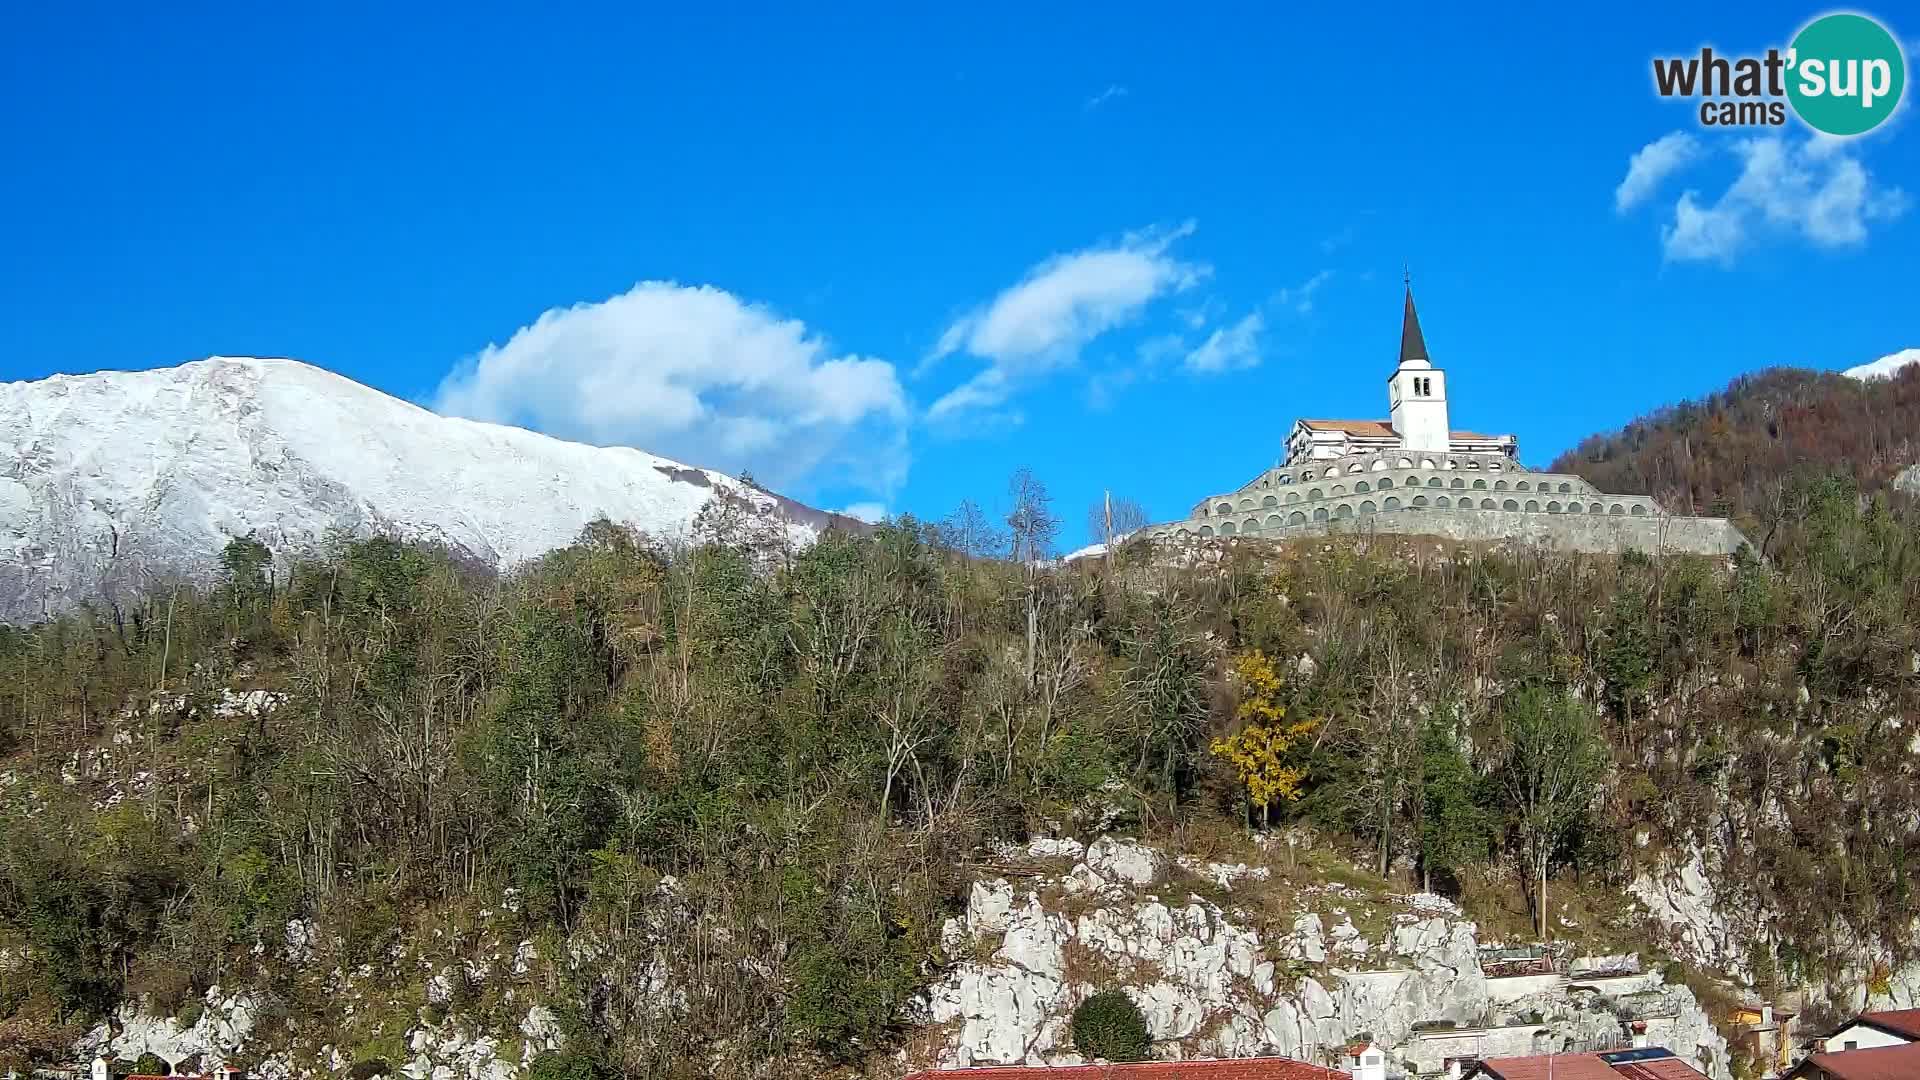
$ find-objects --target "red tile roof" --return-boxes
[1794,1042,1920,1079]
[1299,419,1398,437]
[900,1058,1343,1080]
[1856,1009,1920,1040]
[1478,1051,1707,1080]
[1295,419,1508,443]
[1476,1054,1627,1080]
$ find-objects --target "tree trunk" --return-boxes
[158,588,177,691]
[1538,853,1550,939]
[1379,797,1392,877]
[1025,581,1037,684]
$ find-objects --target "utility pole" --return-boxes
[1104,489,1113,572]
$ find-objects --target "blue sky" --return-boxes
[3,3,1915,546]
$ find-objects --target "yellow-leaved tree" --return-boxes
[1210,650,1319,826]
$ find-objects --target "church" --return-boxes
[1132,287,1746,555]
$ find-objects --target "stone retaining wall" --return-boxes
[1150,508,1747,557]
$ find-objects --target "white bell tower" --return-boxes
[1387,281,1449,454]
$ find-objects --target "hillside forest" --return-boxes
[2,367,1919,1078]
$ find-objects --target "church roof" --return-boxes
[1296,418,1507,442]
[1400,286,1429,364]
[1299,418,1397,437]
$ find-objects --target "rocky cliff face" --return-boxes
[1633,843,1920,1019]
[915,837,1730,1079]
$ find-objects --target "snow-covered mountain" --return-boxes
[1844,347,1920,380]
[0,357,857,623]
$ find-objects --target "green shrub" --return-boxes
[133,1053,170,1076]
[526,1049,614,1080]
[1070,990,1150,1062]
[345,1059,391,1080]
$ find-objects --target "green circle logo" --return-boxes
[1787,13,1906,135]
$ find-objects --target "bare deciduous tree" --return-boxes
[1086,493,1149,565]
[1005,468,1057,565]
[1005,467,1058,681]
[936,498,1003,559]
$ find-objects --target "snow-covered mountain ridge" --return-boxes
[1843,347,1920,380]
[0,357,853,622]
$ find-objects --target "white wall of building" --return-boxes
[1826,1021,1910,1051]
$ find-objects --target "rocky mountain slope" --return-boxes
[0,357,851,622]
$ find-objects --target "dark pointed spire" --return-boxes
[1399,281,1429,365]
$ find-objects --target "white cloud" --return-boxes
[1176,296,1224,330]
[925,368,1012,419]
[1663,191,1748,264]
[1182,312,1265,374]
[927,223,1206,418]
[1274,270,1332,315]
[1615,131,1700,213]
[1653,134,1908,265]
[434,281,909,496]
[835,502,889,524]
[1084,84,1128,110]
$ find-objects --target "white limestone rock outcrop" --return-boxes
[928,877,1273,1066]
[1630,844,1755,984]
[391,1009,566,1080]
[78,988,262,1070]
[921,838,1732,1080]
